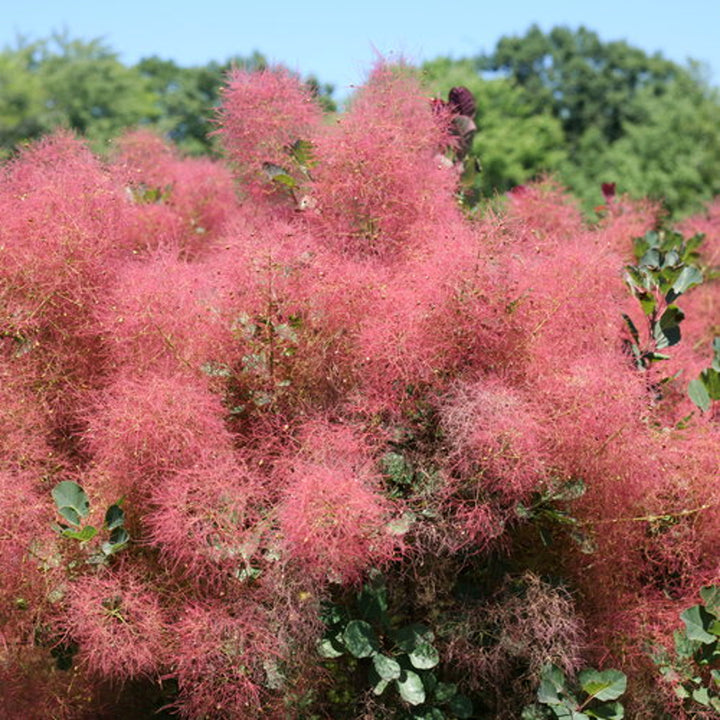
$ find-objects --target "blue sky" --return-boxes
[4,0,719,98]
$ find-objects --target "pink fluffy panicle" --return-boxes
[216,66,323,188]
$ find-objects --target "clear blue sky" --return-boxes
[4,0,719,97]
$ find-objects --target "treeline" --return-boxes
[0,33,335,157]
[423,25,720,216]
[2,26,719,215]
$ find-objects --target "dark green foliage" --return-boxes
[480,25,683,150]
[0,33,158,154]
[0,36,334,156]
[522,663,627,719]
[318,574,473,719]
[515,477,593,552]
[51,481,129,561]
[651,586,720,715]
[426,25,720,216]
[623,229,704,370]
[688,338,720,412]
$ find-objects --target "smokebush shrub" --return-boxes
[0,61,718,718]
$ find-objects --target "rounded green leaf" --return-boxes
[691,687,710,706]
[578,668,627,701]
[396,669,426,705]
[409,642,440,669]
[373,677,391,696]
[448,693,473,718]
[104,504,125,531]
[394,623,434,652]
[537,664,566,704]
[62,525,98,542]
[110,526,129,543]
[689,378,711,412]
[434,681,457,703]
[343,619,379,658]
[671,265,703,296]
[586,701,624,719]
[373,653,401,680]
[52,481,90,526]
[681,605,717,644]
[317,636,344,658]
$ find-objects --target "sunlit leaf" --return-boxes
[52,481,90,527]
[396,669,425,705]
[373,653,401,680]
[578,668,627,701]
[343,619,378,658]
[681,605,717,644]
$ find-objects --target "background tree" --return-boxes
[0,34,158,154]
[423,57,566,201]
[480,25,684,152]
[0,36,335,158]
[425,25,720,216]
[136,52,271,155]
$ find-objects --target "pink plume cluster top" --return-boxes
[0,61,718,718]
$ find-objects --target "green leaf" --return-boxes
[387,511,416,535]
[636,290,656,316]
[261,162,297,189]
[61,525,98,542]
[537,664,567,704]
[644,351,670,363]
[674,628,700,658]
[557,477,586,501]
[101,527,129,556]
[342,619,379,658]
[521,705,552,720]
[621,314,640,345]
[381,452,414,485]
[691,687,710,705]
[356,576,388,623]
[434,681,458,703]
[104,504,124,531]
[409,642,440,670]
[681,605,717,644]
[700,368,720,400]
[712,337,720,370]
[585,701,625,719]
[669,265,703,298]
[653,305,684,349]
[373,677,391,696]
[447,693,473,718]
[700,586,720,617]
[688,378,711,412]
[394,623,434,652]
[287,138,316,169]
[639,247,661,269]
[396,669,426,705]
[320,602,346,628]
[578,669,627,701]
[317,636,345,658]
[109,526,129,545]
[52,481,90,527]
[373,653,401,680]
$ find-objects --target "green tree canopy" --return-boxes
[136,51,268,155]
[480,24,687,154]
[0,36,335,157]
[0,34,158,153]
[422,57,566,199]
[425,25,720,216]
